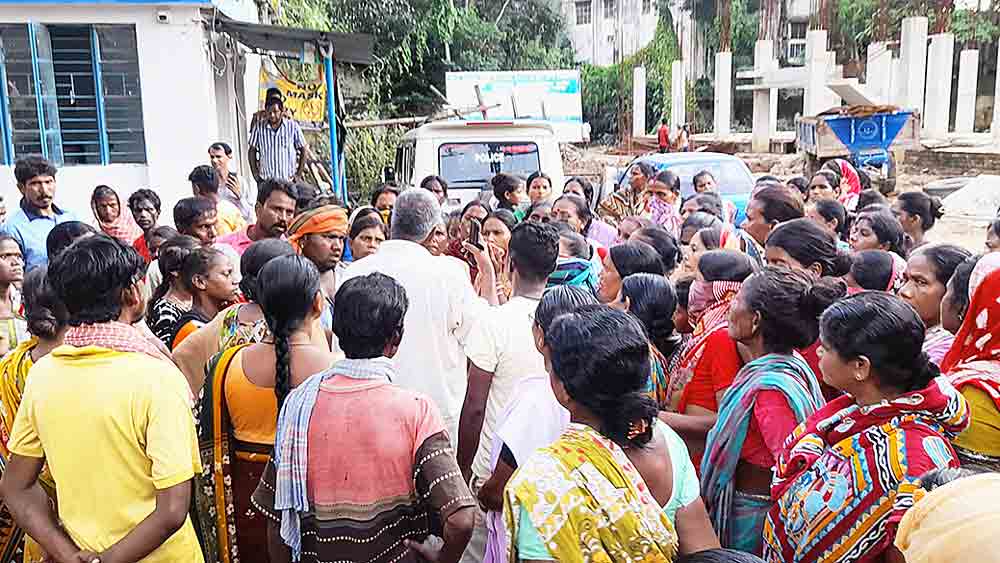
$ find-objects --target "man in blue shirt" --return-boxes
[4,156,79,270]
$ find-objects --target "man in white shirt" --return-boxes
[458,220,559,563]
[338,189,484,441]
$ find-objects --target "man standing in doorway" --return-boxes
[3,156,80,270]
[248,96,307,184]
[188,165,246,237]
[128,188,161,263]
[208,142,256,223]
[0,235,203,562]
[216,179,298,256]
[657,117,670,153]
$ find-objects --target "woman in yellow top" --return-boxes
[503,306,701,562]
[193,255,333,563]
[0,266,68,563]
[941,255,1000,471]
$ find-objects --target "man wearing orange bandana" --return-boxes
[287,202,349,329]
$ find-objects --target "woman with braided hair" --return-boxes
[192,254,332,563]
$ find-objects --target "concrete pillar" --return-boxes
[890,57,904,106]
[994,41,1000,141]
[924,33,955,139]
[826,52,843,109]
[714,51,732,137]
[955,49,979,134]
[632,66,647,137]
[671,59,685,131]
[804,30,828,116]
[899,16,929,112]
[866,42,892,104]
[752,40,774,152]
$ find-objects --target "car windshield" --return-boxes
[626,160,752,197]
[438,142,540,185]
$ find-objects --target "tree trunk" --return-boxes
[759,0,781,41]
[810,0,830,30]
[875,0,889,42]
[717,0,731,52]
[931,0,954,34]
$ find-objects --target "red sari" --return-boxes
[763,377,969,563]
[941,267,1000,470]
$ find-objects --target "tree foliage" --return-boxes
[283,0,576,116]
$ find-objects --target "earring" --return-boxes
[854,372,865,382]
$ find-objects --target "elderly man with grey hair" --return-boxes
[338,188,486,442]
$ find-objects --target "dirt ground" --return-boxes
[563,144,987,252]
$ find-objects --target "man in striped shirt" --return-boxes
[248,96,307,184]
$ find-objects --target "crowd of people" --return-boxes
[0,141,997,563]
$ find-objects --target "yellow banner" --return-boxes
[258,68,327,125]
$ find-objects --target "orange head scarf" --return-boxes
[286,205,349,253]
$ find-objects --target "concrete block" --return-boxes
[900,16,929,112]
[632,66,647,137]
[925,33,955,139]
[956,50,979,134]
[714,51,732,136]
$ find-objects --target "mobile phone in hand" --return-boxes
[467,219,484,251]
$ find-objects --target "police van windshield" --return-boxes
[438,142,540,186]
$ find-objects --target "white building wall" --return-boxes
[563,0,658,66]
[0,3,227,225]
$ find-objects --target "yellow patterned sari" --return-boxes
[502,423,678,563]
[0,339,55,563]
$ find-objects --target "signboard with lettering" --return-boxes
[258,67,327,127]
[445,70,586,142]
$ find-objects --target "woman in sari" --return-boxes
[701,267,843,554]
[169,246,239,350]
[822,158,862,211]
[559,176,618,248]
[939,254,982,335]
[764,218,855,395]
[0,236,26,357]
[596,241,664,303]
[763,292,970,563]
[846,249,907,293]
[147,235,199,348]
[737,186,804,269]
[598,161,656,226]
[503,305,714,562]
[850,207,909,257]
[194,255,333,563]
[90,185,142,244]
[0,267,67,563]
[661,250,754,464]
[173,239,329,393]
[940,254,1000,471]
[646,170,684,238]
[613,273,685,408]
[446,201,492,281]
[480,210,518,302]
[630,226,682,277]
[898,244,970,366]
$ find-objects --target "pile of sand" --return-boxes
[942,175,1000,220]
